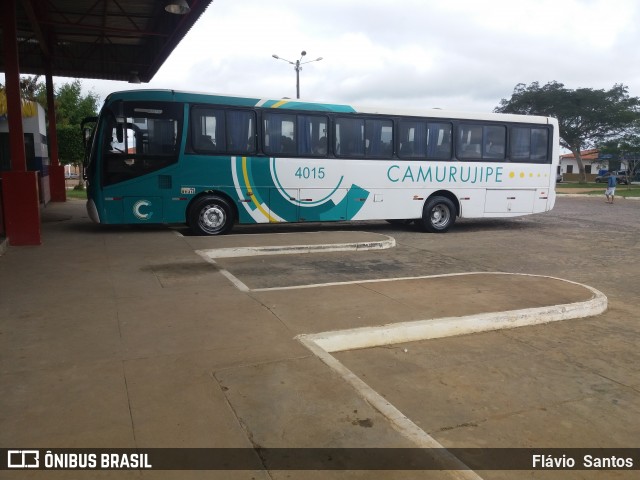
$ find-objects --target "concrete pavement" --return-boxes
[1,197,638,479]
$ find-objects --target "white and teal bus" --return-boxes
[83,90,559,235]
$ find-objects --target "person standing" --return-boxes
[605,172,617,204]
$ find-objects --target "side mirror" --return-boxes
[116,124,124,143]
[80,116,97,148]
[83,127,92,147]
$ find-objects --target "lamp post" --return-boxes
[272,50,323,99]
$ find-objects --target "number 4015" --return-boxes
[295,167,325,179]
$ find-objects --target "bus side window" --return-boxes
[511,127,530,161]
[190,107,225,153]
[484,126,506,160]
[298,114,328,157]
[263,112,295,155]
[510,127,549,163]
[335,117,364,157]
[426,123,452,160]
[458,125,482,159]
[365,119,393,158]
[530,128,549,161]
[226,110,256,154]
[458,124,504,160]
[398,120,426,159]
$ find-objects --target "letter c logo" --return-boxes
[133,200,152,220]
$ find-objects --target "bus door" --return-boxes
[99,101,182,224]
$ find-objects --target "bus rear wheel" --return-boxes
[420,196,456,233]
[189,195,234,235]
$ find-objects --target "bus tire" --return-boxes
[188,195,234,235]
[420,196,456,233]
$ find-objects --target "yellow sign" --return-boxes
[0,88,38,117]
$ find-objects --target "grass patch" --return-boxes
[557,182,640,198]
[556,182,605,189]
[585,188,640,198]
[66,188,87,200]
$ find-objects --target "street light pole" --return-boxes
[272,50,323,99]
[295,58,301,99]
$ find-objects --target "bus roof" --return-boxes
[103,89,556,125]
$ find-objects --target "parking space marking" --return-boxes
[303,274,607,351]
[194,235,607,477]
[298,335,484,479]
[296,274,606,479]
[195,232,395,292]
[195,252,251,292]
[195,234,395,259]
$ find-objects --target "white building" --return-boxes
[0,102,50,204]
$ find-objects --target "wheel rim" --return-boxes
[430,204,450,228]
[199,204,226,233]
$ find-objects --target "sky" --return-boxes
[6,0,640,113]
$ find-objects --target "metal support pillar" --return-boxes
[1,0,42,245]
[46,68,66,202]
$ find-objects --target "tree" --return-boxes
[0,76,41,117]
[495,81,640,183]
[53,79,100,127]
[21,77,99,173]
[51,80,100,189]
[19,75,43,102]
[597,125,640,184]
[10,76,100,187]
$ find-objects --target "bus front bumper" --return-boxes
[86,199,100,224]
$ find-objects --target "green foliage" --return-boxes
[15,77,100,167]
[2,76,99,178]
[14,76,100,128]
[496,81,640,182]
[57,124,85,164]
[53,79,100,126]
[495,81,640,153]
[598,124,640,153]
[20,76,44,102]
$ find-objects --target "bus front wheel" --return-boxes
[189,195,234,235]
[419,196,456,233]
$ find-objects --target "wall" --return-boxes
[0,103,50,204]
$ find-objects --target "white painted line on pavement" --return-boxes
[306,274,607,352]
[250,270,533,292]
[193,230,608,477]
[195,233,395,292]
[196,235,395,259]
[195,250,250,292]
[297,274,607,480]
[298,335,484,480]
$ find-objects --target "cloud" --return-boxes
[9,0,638,114]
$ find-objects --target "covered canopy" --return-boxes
[0,0,214,246]
[0,0,213,83]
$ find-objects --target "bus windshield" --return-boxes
[99,100,183,186]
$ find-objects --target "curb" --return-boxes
[297,273,607,480]
[299,273,607,353]
[196,235,396,259]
